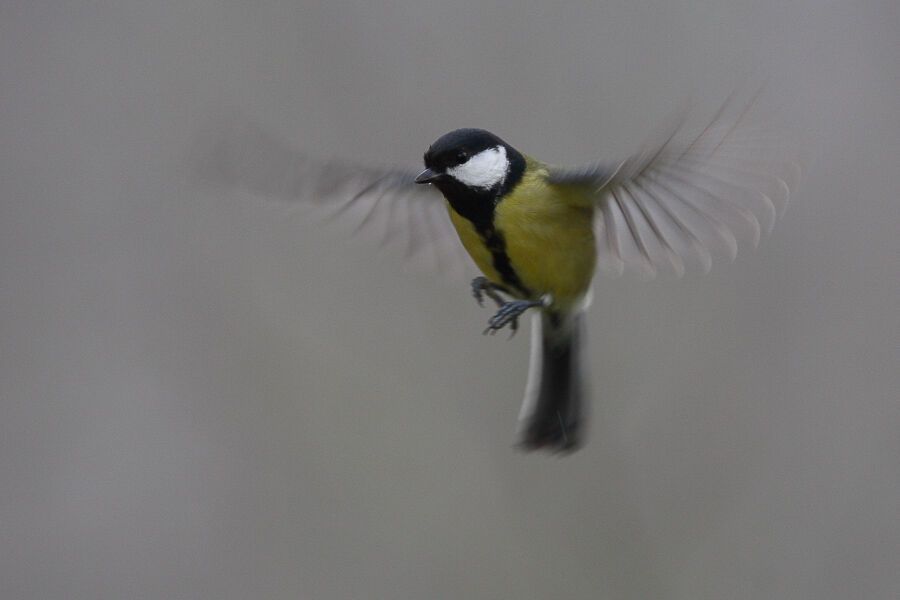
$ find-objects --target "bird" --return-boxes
[194,92,801,453]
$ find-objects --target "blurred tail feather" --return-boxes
[518,311,587,452]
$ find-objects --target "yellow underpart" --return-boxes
[448,157,597,312]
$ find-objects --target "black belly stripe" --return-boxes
[432,147,530,297]
[476,224,531,298]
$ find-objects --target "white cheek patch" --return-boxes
[447,146,510,190]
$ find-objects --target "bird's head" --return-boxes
[415,129,522,194]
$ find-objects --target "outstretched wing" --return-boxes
[191,119,474,279]
[548,93,803,278]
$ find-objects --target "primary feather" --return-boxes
[191,119,476,279]
[547,94,802,278]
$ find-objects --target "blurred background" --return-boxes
[1,1,898,598]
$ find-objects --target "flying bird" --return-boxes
[194,93,801,453]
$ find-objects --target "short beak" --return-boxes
[414,168,440,184]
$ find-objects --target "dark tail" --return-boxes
[517,310,587,453]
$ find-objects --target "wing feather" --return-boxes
[192,118,474,276]
[548,93,802,278]
[610,186,656,277]
[623,182,686,277]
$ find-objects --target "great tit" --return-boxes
[196,94,800,453]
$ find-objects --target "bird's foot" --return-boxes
[471,276,508,308]
[483,299,544,337]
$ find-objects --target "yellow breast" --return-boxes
[447,160,597,311]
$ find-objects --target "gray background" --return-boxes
[1,1,898,598]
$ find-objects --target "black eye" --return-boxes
[455,151,468,162]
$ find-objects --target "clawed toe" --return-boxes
[471,277,507,309]
[483,299,543,337]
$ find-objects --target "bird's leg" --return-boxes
[483,296,548,337]
[471,276,509,308]
[473,277,550,338]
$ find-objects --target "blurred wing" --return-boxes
[548,93,803,278]
[191,119,474,279]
